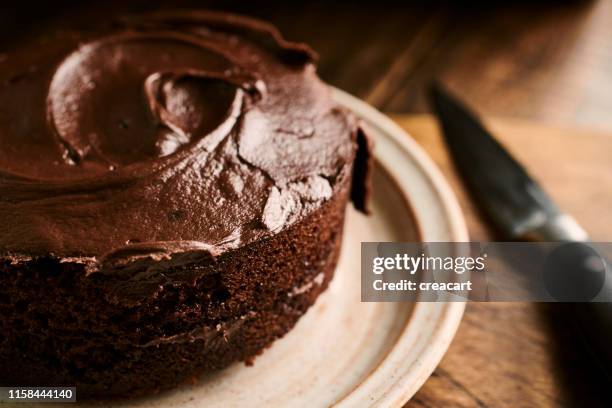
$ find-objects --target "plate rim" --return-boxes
[330,87,469,407]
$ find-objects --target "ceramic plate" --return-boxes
[37,89,468,408]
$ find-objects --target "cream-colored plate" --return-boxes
[38,89,468,408]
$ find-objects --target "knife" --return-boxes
[428,82,612,374]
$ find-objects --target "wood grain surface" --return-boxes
[394,115,612,408]
[178,0,612,132]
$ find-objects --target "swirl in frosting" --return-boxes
[0,11,367,262]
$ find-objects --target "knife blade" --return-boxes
[428,82,587,242]
[427,82,612,377]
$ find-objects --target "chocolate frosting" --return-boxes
[0,11,368,265]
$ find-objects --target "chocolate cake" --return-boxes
[0,11,371,398]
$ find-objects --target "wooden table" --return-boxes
[186,0,612,132]
[395,116,612,407]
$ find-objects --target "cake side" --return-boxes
[0,171,351,397]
